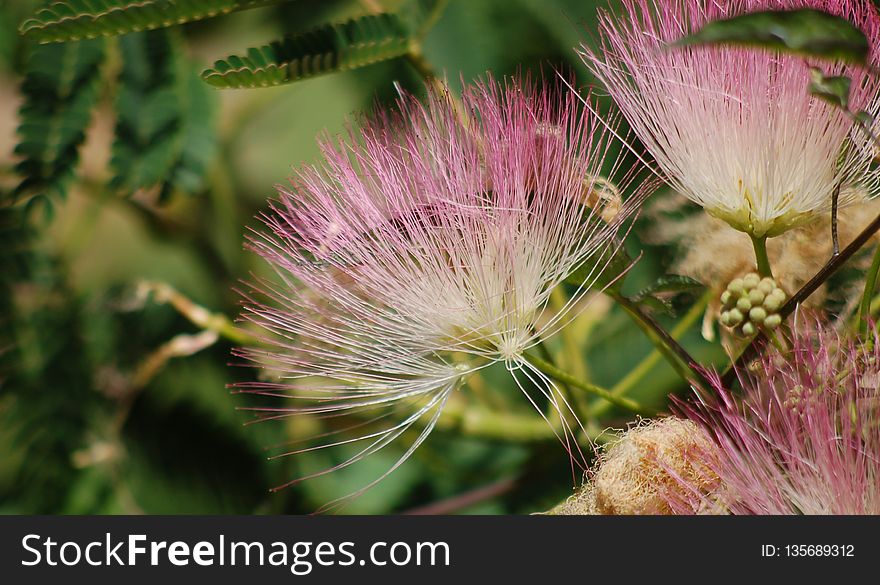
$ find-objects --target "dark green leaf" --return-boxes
[629,274,704,316]
[675,9,869,64]
[20,0,281,44]
[111,29,217,198]
[565,240,634,292]
[201,13,414,89]
[162,67,218,199]
[632,274,705,300]
[632,295,675,316]
[111,29,181,194]
[808,67,851,109]
[0,207,99,512]
[12,38,105,210]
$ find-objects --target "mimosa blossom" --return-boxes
[235,77,643,506]
[582,0,880,238]
[669,320,880,514]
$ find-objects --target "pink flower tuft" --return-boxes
[672,318,880,514]
[582,0,880,238]
[234,76,644,507]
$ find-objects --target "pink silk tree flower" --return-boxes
[582,0,880,239]
[669,320,880,514]
[234,76,643,508]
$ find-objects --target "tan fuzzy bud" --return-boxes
[585,418,721,515]
[582,176,622,224]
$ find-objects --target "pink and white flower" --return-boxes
[582,0,880,238]
[670,320,880,514]
[234,76,642,506]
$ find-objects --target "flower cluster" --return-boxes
[719,273,786,336]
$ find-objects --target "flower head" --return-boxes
[235,76,641,507]
[582,0,880,238]
[671,320,880,514]
[553,417,722,515]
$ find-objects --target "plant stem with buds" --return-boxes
[724,209,880,386]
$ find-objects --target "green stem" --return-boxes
[402,42,468,127]
[536,325,592,422]
[550,287,590,381]
[434,400,599,444]
[535,337,572,420]
[859,244,880,340]
[139,281,258,346]
[610,292,709,390]
[522,353,647,415]
[751,235,773,279]
[591,289,713,419]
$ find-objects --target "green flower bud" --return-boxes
[763,295,781,312]
[749,307,767,323]
[764,314,782,329]
[743,273,760,290]
[721,275,785,335]
[758,278,775,295]
[728,278,744,295]
[727,308,744,326]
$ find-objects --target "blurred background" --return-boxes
[0,0,723,514]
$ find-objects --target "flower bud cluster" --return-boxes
[719,273,786,337]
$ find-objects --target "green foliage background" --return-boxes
[0,0,723,514]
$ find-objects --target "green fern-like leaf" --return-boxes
[12,39,106,210]
[111,29,181,194]
[201,13,414,89]
[0,206,99,513]
[111,28,217,198]
[160,66,218,200]
[20,0,282,44]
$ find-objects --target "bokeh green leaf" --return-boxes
[676,8,870,64]
[20,0,283,44]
